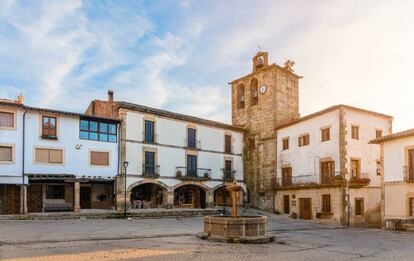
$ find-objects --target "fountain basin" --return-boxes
[202,215,274,243]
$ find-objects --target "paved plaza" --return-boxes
[0,210,413,260]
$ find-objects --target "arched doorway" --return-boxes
[213,186,231,207]
[174,185,206,209]
[130,183,165,208]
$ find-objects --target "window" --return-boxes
[351,126,359,140]
[281,167,292,186]
[237,84,245,109]
[224,160,233,180]
[46,185,65,199]
[355,198,364,216]
[80,118,117,143]
[90,151,109,166]
[0,111,14,128]
[282,138,289,150]
[144,151,156,176]
[321,128,330,142]
[225,135,232,153]
[250,78,258,106]
[283,195,290,214]
[322,194,331,213]
[144,120,155,143]
[187,155,197,177]
[320,161,335,184]
[376,130,382,139]
[0,146,13,162]
[298,134,310,147]
[35,148,63,164]
[42,116,57,138]
[350,159,360,178]
[409,198,414,216]
[187,128,197,148]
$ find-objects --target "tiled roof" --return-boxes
[0,101,120,122]
[275,104,393,130]
[370,128,414,144]
[115,101,245,132]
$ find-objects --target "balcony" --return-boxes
[142,164,160,178]
[276,173,344,189]
[184,139,201,150]
[348,171,370,187]
[403,166,414,182]
[221,170,236,181]
[175,167,211,181]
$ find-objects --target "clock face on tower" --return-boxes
[259,85,268,94]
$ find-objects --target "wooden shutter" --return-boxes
[225,135,232,153]
[0,146,12,161]
[49,149,63,164]
[0,112,14,127]
[35,148,49,163]
[90,151,109,166]
[355,198,364,215]
[409,198,414,216]
[322,194,331,213]
[322,128,330,141]
[352,126,359,139]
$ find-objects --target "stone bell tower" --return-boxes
[231,51,301,211]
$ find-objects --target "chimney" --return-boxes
[108,90,114,103]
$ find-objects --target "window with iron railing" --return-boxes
[187,155,197,177]
[143,151,158,176]
[281,167,292,186]
[320,161,335,184]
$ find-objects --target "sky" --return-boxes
[0,0,413,131]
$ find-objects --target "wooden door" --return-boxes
[7,185,20,214]
[299,198,312,220]
[27,184,43,213]
[80,187,91,209]
[283,195,290,214]
[409,149,414,181]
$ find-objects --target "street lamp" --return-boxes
[222,168,226,216]
[123,161,129,219]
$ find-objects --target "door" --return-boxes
[299,198,312,220]
[409,149,414,181]
[7,185,20,214]
[80,187,91,209]
[200,189,206,209]
[27,184,43,213]
[225,160,233,180]
[283,195,290,214]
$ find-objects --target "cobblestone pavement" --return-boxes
[0,210,413,260]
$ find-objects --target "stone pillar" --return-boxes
[42,184,46,213]
[115,175,130,211]
[20,185,27,214]
[164,191,174,209]
[206,191,214,208]
[73,182,80,212]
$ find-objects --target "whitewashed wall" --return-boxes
[276,109,340,180]
[0,105,24,184]
[344,109,391,187]
[383,136,414,182]
[124,111,243,189]
[24,111,118,178]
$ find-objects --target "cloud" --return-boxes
[0,0,413,130]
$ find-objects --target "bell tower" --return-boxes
[231,52,301,210]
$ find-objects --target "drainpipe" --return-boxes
[22,110,27,185]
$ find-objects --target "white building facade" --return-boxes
[275,105,392,226]
[0,98,120,214]
[370,129,414,227]
[87,96,245,209]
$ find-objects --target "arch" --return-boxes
[173,183,208,209]
[172,181,210,192]
[128,179,169,192]
[130,182,167,209]
[250,78,258,106]
[237,84,245,109]
[213,185,231,207]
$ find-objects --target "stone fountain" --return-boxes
[201,180,274,243]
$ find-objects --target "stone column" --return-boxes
[115,175,130,211]
[164,191,174,209]
[206,191,214,208]
[20,185,27,214]
[73,182,80,212]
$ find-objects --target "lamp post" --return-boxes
[123,161,129,219]
[222,169,226,216]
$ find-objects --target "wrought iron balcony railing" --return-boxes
[184,139,201,150]
[348,171,370,186]
[276,172,344,188]
[221,170,236,181]
[403,166,414,182]
[142,164,160,178]
[142,132,158,144]
[175,167,211,180]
